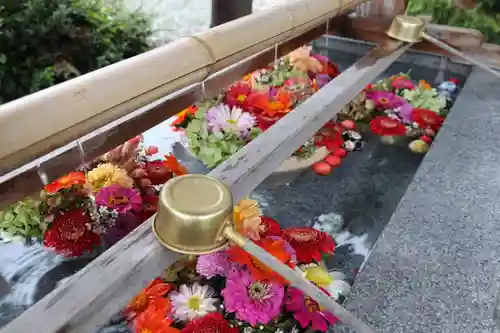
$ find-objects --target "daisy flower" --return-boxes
[170,284,218,321]
[205,104,255,137]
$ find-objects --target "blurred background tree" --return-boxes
[0,0,152,104]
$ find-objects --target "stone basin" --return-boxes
[0,36,471,332]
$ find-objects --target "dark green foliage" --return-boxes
[0,0,152,104]
[408,0,500,44]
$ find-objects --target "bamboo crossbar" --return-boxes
[0,40,411,333]
[0,0,368,176]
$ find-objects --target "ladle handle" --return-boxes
[422,32,500,79]
[243,240,378,333]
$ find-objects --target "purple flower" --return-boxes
[267,236,296,263]
[205,104,255,137]
[394,101,413,123]
[95,184,142,214]
[222,267,284,326]
[367,91,404,109]
[196,250,232,279]
[104,213,141,247]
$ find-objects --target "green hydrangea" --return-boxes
[402,87,447,113]
[0,198,47,242]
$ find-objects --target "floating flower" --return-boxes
[172,105,198,130]
[196,250,232,279]
[367,91,404,109]
[246,89,293,117]
[394,101,413,123]
[145,160,173,185]
[226,82,252,109]
[180,312,238,333]
[163,154,188,176]
[43,209,100,257]
[285,287,338,332]
[392,77,415,90]
[95,185,142,214]
[281,228,335,264]
[369,116,407,136]
[288,46,323,74]
[411,108,444,131]
[223,267,284,326]
[44,172,87,194]
[228,237,293,283]
[104,213,141,246]
[134,299,179,333]
[301,264,351,300]
[170,283,218,321]
[206,104,256,137]
[138,195,159,222]
[145,145,159,156]
[124,278,173,318]
[259,216,281,238]
[419,80,432,90]
[233,199,262,240]
[267,236,296,263]
[87,163,134,191]
[311,53,340,78]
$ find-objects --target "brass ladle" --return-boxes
[387,15,500,79]
[153,174,377,333]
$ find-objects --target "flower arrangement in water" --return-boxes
[338,72,460,154]
[0,135,187,257]
[171,46,355,169]
[123,199,351,333]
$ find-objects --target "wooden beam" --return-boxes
[0,41,410,333]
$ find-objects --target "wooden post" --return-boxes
[211,0,253,27]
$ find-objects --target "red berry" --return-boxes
[324,155,342,167]
[341,120,356,130]
[312,162,332,176]
[333,148,347,158]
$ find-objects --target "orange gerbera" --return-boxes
[44,172,87,194]
[134,300,179,333]
[228,238,293,283]
[247,90,293,117]
[124,278,173,318]
[418,80,432,90]
[163,154,187,176]
[171,105,197,130]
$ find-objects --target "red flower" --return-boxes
[163,154,188,176]
[181,312,238,333]
[225,82,252,109]
[228,237,294,283]
[145,145,159,156]
[411,108,444,131]
[139,195,159,222]
[124,278,173,318]
[315,126,344,152]
[281,227,335,264]
[43,209,100,257]
[44,172,87,194]
[246,90,293,117]
[145,160,173,185]
[259,216,281,237]
[171,106,197,130]
[369,116,407,136]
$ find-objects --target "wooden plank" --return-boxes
[0,42,409,333]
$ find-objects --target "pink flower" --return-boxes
[394,101,413,123]
[95,185,142,214]
[392,77,415,90]
[367,91,404,109]
[285,287,338,332]
[196,250,233,279]
[222,267,284,326]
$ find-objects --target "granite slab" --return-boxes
[338,68,500,333]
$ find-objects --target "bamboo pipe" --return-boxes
[0,0,368,174]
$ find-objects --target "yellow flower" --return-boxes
[302,264,332,288]
[86,163,134,191]
[233,199,262,240]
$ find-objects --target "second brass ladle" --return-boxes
[387,15,500,79]
[153,174,377,333]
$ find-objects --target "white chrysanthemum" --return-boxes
[170,283,218,321]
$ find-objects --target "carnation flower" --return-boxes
[369,116,407,136]
[44,172,87,194]
[196,250,232,279]
[87,163,134,191]
[206,104,255,137]
[411,108,444,131]
[285,287,338,332]
[43,209,100,257]
[222,267,284,326]
[281,227,335,264]
[170,284,218,321]
[367,90,404,109]
[95,185,142,214]
[180,312,238,333]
